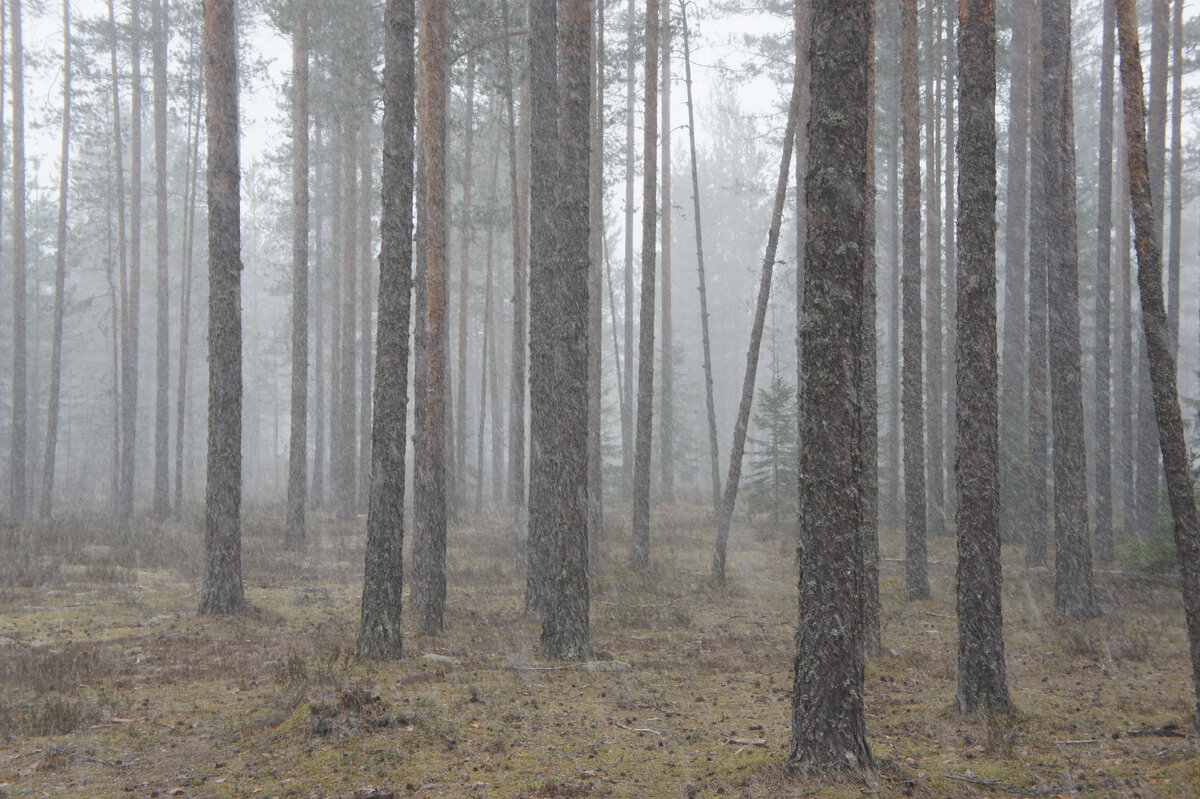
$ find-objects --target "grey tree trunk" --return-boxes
[586,0,604,555]
[1042,0,1097,620]
[884,0,901,530]
[455,54,474,512]
[630,0,659,570]
[862,6,879,657]
[923,0,945,541]
[477,143,501,513]
[9,0,24,521]
[901,0,927,600]
[1167,0,1181,357]
[199,0,245,616]
[1116,0,1200,726]
[175,28,200,519]
[359,117,374,515]
[39,0,70,520]
[941,0,957,526]
[121,0,143,524]
[152,0,170,522]
[285,1,309,550]
[337,123,358,521]
[790,0,873,772]
[536,0,592,661]
[1094,0,1115,560]
[358,0,415,660]
[311,124,326,510]
[498,0,521,512]
[658,0,673,504]
[954,0,1011,717]
[621,0,636,499]
[1117,105,1135,539]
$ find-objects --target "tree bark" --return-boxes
[862,2,879,657]
[942,0,957,525]
[1116,0,1200,726]
[790,0,874,772]
[311,124,326,509]
[9,0,24,521]
[1167,0,1181,357]
[359,116,374,516]
[1117,102,1135,539]
[923,0,945,541]
[337,123,358,521]
[175,23,200,519]
[658,0,673,504]
[358,0,415,660]
[199,0,245,616]
[586,0,604,559]
[121,0,144,524]
[1094,0,1116,560]
[455,54,475,513]
[151,0,170,522]
[285,1,310,549]
[621,0,636,500]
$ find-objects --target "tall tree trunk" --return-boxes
[923,0,945,541]
[1117,103,1135,539]
[199,0,245,616]
[621,0,636,499]
[954,0,1011,716]
[1043,0,1097,619]
[790,0,873,772]
[1025,4,1049,566]
[121,0,143,524]
[710,3,805,587]
[456,54,475,512]
[1116,0,1200,726]
[942,0,957,525]
[413,0,449,636]
[630,0,659,570]
[337,123,358,521]
[1000,0,1030,543]
[359,117,374,515]
[477,142,501,514]
[1167,0,1181,357]
[901,0,927,600]
[151,0,170,522]
[285,0,310,549]
[1094,0,1116,560]
[587,0,604,555]
[174,26,199,519]
[9,0,24,521]
[679,0,719,515]
[358,0,415,660]
[659,0,673,503]
[862,2,879,657]
[537,0,592,661]
[39,0,70,520]
[526,0,559,619]
[884,0,902,530]
[311,124,326,510]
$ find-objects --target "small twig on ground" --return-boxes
[615,722,662,736]
[1051,739,1102,745]
[724,737,767,747]
[944,774,1028,794]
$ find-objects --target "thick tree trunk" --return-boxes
[9,0,24,521]
[659,0,673,504]
[536,0,591,661]
[38,0,70,520]
[1094,0,1116,560]
[285,1,310,549]
[152,0,170,522]
[923,0,945,541]
[679,1,720,515]
[790,0,873,772]
[358,0,415,660]
[901,0,927,600]
[954,0,1011,717]
[630,0,659,570]
[1043,0,1097,619]
[199,0,245,616]
[413,0,449,636]
[1116,0,1200,726]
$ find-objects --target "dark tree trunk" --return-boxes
[285,1,310,550]
[358,0,415,660]
[901,0,927,600]
[152,0,170,522]
[526,0,559,619]
[413,0,449,636]
[9,0,24,521]
[38,0,70,520]
[1042,0,1097,619]
[630,0,659,570]
[1116,0,1200,726]
[923,0,945,541]
[536,0,592,661]
[199,0,245,616]
[954,0,1011,717]
[1094,0,1115,560]
[659,0,673,504]
[790,0,873,772]
[680,0,720,515]
[884,0,901,530]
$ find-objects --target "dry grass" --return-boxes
[0,506,1196,797]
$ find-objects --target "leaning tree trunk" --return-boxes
[9,0,25,521]
[199,0,245,616]
[358,0,415,660]
[151,0,170,522]
[285,1,310,550]
[790,0,874,772]
[39,0,70,520]
[1116,0,1200,727]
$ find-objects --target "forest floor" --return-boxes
[0,504,1198,798]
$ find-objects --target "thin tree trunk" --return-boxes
[884,0,902,530]
[923,0,945,541]
[1117,102,1134,539]
[39,0,70,520]
[659,0,673,504]
[1116,0,1200,725]
[151,0,170,522]
[586,0,604,558]
[954,0,1011,716]
[1167,0,1181,357]
[330,124,344,517]
[285,0,310,549]
[175,62,199,520]
[680,0,719,515]
[862,2,879,656]
[456,54,475,512]
[311,123,326,510]
[358,0,415,660]
[477,139,501,514]
[9,0,24,521]
[199,0,245,616]
[359,117,374,515]
[621,0,636,500]
[942,0,957,525]
[1094,0,1116,560]
[121,0,143,524]
[337,123,358,521]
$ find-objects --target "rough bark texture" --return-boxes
[923,0,945,542]
[8,0,24,521]
[358,0,414,660]
[536,0,592,661]
[1000,0,1030,544]
[152,0,170,522]
[790,0,873,772]
[199,0,245,616]
[285,1,310,550]
[954,0,1011,716]
[630,0,658,571]
[901,0,928,600]
[1116,0,1200,725]
[526,0,559,619]
[884,0,901,530]
[413,0,448,636]
[1042,0,1097,620]
[659,0,673,504]
[1094,0,1115,561]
